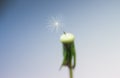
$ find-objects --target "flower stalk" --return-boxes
[60,32,76,78]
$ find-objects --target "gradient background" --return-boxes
[1,0,120,78]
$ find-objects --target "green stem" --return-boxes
[69,67,73,78]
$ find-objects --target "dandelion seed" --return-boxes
[47,16,64,32]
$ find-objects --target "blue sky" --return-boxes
[1,0,120,78]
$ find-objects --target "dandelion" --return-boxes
[60,33,76,78]
[47,16,77,78]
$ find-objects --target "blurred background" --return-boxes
[1,0,120,78]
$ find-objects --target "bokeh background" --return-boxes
[1,0,120,78]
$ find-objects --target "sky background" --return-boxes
[1,0,120,78]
